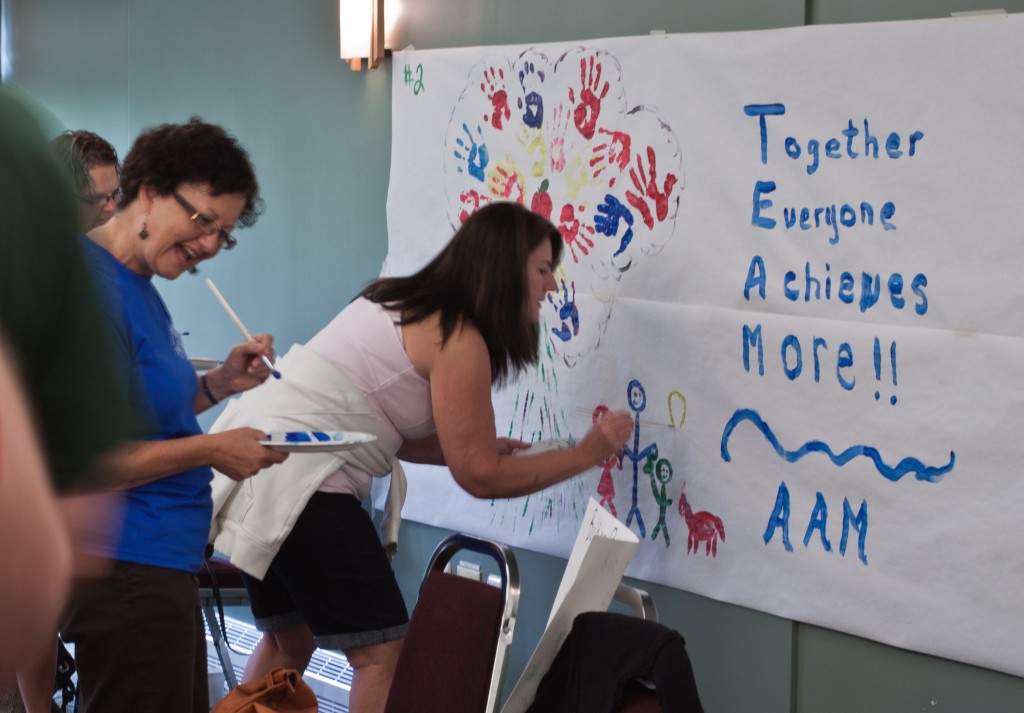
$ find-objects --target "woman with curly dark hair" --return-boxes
[209,201,635,713]
[60,117,288,713]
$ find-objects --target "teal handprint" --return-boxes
[454,123,489,182]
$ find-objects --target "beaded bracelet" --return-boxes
[201,372,219,405]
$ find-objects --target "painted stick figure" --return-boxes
[592,405,623,516]
[649,457,673,546]
[622,379,657,538]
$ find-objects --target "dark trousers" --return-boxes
[61,560,209,713]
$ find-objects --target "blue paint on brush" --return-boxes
[259,354,282,379]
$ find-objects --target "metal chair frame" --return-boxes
[198,557,250,691]
[613,582,659,622]
[423,533,521,713]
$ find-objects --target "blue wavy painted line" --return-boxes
[720,408,954,483]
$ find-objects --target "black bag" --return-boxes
[53,637,76,712]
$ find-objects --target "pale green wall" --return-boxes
[7,1,1024,711]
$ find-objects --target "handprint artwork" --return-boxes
[390,21,1024,680]
[443,46,686,539]
[444,47,683,357]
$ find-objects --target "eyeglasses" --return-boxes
[79,188,122,206]
[171,191,238,251]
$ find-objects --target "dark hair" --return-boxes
[118,117,263,227]
[50,130,119,195]
[361,202,563,386]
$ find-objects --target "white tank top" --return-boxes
[305,296,434,496]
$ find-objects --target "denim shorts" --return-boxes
[241,492,409,651]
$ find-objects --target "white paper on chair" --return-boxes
[501,498,639,713]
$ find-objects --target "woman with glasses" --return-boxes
[50,129,122,232]
[208,201,635,713]
[60,117,289,713]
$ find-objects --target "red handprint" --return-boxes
[590,128,633,184]
[548,104,571,174]
[459,189,491,224]
[480,67,511,131]
[625,146,678,230]
[557,203,595,263]
[568,55,609,140]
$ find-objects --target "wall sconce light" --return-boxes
[339,0,400,71]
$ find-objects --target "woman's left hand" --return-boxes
[210,333,277,397]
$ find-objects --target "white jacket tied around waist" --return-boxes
[208,343,407,579]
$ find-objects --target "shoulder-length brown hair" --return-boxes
[361,202,563,386]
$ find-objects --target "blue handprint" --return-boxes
[453,123,489,182]
[547,279,579,342]
[594,193,635,256]
[517,62,545,129]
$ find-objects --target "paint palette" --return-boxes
[515,437,577,455]
[260,431,377,453]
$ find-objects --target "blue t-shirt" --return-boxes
[80,237,212,573]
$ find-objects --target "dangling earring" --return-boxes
[139,217,149,239]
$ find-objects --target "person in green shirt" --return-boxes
[0,87,134,713]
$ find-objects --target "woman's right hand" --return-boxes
[578,409,633,464]
[210,428,288,481]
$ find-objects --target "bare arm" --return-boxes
[98,428,288,489]
[194,333,277,413]
[429,324,632,499]
[396,432,446,464]
[394,418,530,466]
[0,342,71,681]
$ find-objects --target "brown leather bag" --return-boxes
[212,668,318,713]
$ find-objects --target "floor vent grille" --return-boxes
[206,615,352,712]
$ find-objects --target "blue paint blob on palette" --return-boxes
[262,431,377,453]
[283,432,334,443]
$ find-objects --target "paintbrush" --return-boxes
[205,278,281,379]
[575,405,671,429]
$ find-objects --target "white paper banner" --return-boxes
[385,15,1024,677]
[502,498,638,713]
